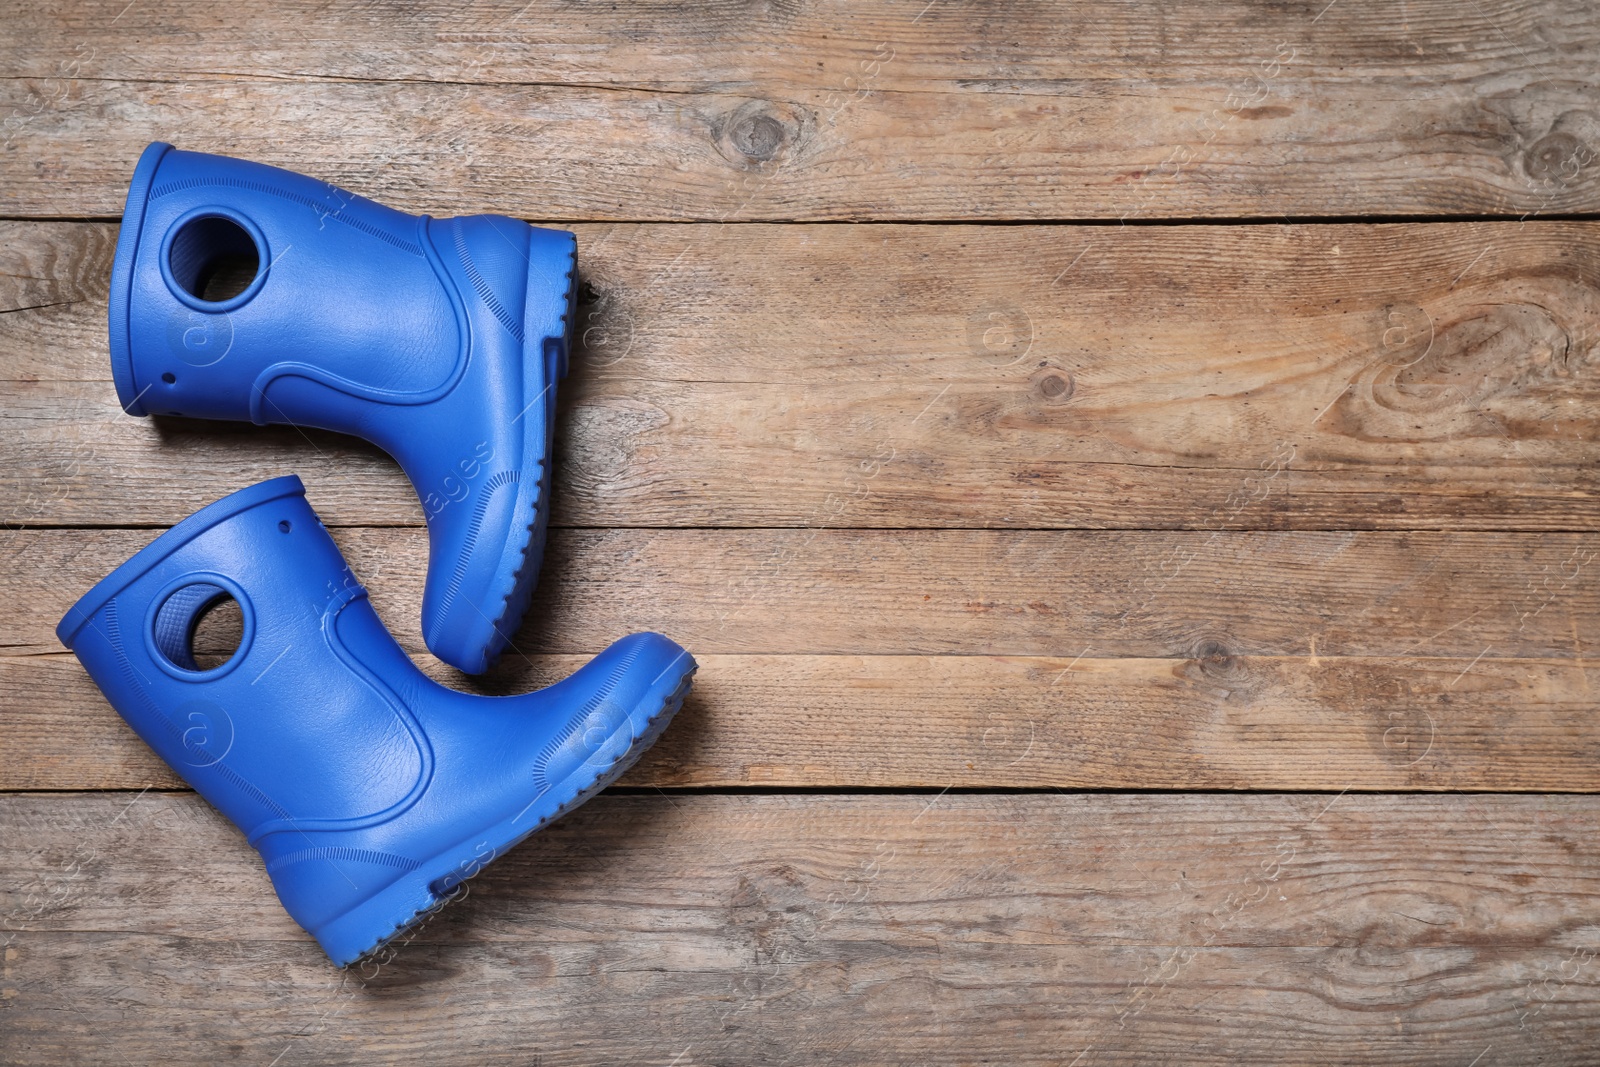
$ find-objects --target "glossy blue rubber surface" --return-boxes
[57,477,696,967]
[109,142,578,674]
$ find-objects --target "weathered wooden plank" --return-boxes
[8,649,1600,792]
[8,0,1593,95]
[7,525,1599,790]
[6,527,1596,660]
[6,220,1600,530]
[2,1,1597,219]
[4,792,1600,1065]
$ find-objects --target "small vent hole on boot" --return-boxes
[154,584,244,672]
[278,520,292,533]
[168,215,261,304]
[162,372,176,384]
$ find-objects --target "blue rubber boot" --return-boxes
[57,476,695,967]
[108,142,578,674]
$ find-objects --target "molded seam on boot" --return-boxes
[149,175,424,256]
[266,846,420,875]
[450,224,524,342]
[247,587,435,845]
[429,468,521,646]
[530,641,644,800]
[243,220,475,423]
[106,597,292,826]
[248,361,463,425]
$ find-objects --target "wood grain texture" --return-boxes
[6,526,1598,791]
[5,791,1600,1065]
[8,650,1600,792]
[2,2,1598,219]
[7,528,1597,660]
[6,0,1593,93]
[6,220,1600,530]
[7,4,1600,1059]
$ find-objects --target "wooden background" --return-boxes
[5,1,1600,1063]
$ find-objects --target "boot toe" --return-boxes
[527,633,697,803]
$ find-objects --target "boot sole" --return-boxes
[311,653,695,967]
[465,235,576,674]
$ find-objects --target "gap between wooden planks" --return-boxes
[2,0,1598,219]
[3,791,1600,1065]
[4,220,1600,530]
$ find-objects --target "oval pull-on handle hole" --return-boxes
[168,215,261,303]
[153,583,244,673]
